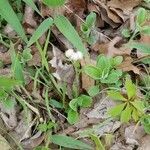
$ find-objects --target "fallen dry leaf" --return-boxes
[107,0,142,15]
[118,56,140,74]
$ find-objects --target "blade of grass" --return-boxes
[54,15,87,55]
[27,18,53,47]
[0,0,28,42]
[22,0,42,16]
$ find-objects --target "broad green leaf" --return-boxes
[132,108,139,121]
[0,77,21,89]
[27,18,53,47]
[96,55,110,70]
[128,42,150,54]
[101,70,122,84]
[111,56,123,67]
[141,115,150,134]
[54,15,87,54]
[85,12,96,28]
[69,99,78,111]
[22,0,41,16]
[121,104,132,122]
[51,135,93,150]
[131,101,145,113]
[67,109,79,124]
[125,78,136,99]
[136,8,147,26]
[107,91,127,101]
[108,103,125,117]
[0,0,27,42]
[141,26,150,35]
[77,95,92,108]
[84,66,101,80]
[90,134,105,150]
[11,46,24,83]
[43,0,66,7]
[88,86,100,97]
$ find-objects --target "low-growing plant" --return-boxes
[107,78,145,122]
[84,55,123,85]
[122,7,150,39]
[81,12,97,45]
[67,94,92,124]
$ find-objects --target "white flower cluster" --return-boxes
[65,49,83,61]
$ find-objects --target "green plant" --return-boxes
[84,55,123,85]
[43,0,66,7]
[67,94,92,124]
[107,78,145,122]
[122,7,150,39]
[81,12,97,45]
[51,134,93,149]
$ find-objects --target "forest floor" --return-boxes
[0,0,150,150]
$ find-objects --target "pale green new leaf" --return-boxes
[84,66,101,80]
[88,86,100,97]
[51,135,93,150]
[77,95,92,108]
[125,78,136,99]
[136,8,147,26]
[67,109,79,124]
[0,0,27,42]
[108,103,125,117]
[22,0,41,16]
[54,15,87,54]
[131,101,145,113]
[43,0,66,7]
[0,77,21,89]
[107,91,127,101]
[27,18,53,47]
[121,104,132,123]
[90,134,105,150]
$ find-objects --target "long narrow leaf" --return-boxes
[54,15,87,54]
[22,0,42,16]
[43,0,66,7]
[27,18,53,47]
[0,0,28,42]
[51,135,93,150]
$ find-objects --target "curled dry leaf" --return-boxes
[118,56,140,74]
[21,131,45,149]
[107,0,142,15]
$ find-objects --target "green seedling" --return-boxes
[67,94,92,124]
[84,55,123,85]
[107,78,145,123]
[81,12,97,45]
[122,7,150,39]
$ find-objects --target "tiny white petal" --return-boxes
[65,49,74,58]
[76,51,83,59]
[70,53,79,61]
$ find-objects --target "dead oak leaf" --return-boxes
[118,56,140,74]
[107,0,142,15]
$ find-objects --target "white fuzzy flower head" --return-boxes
[76,51,83,60]
[65,49,74,58]
[65,49,83,61]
